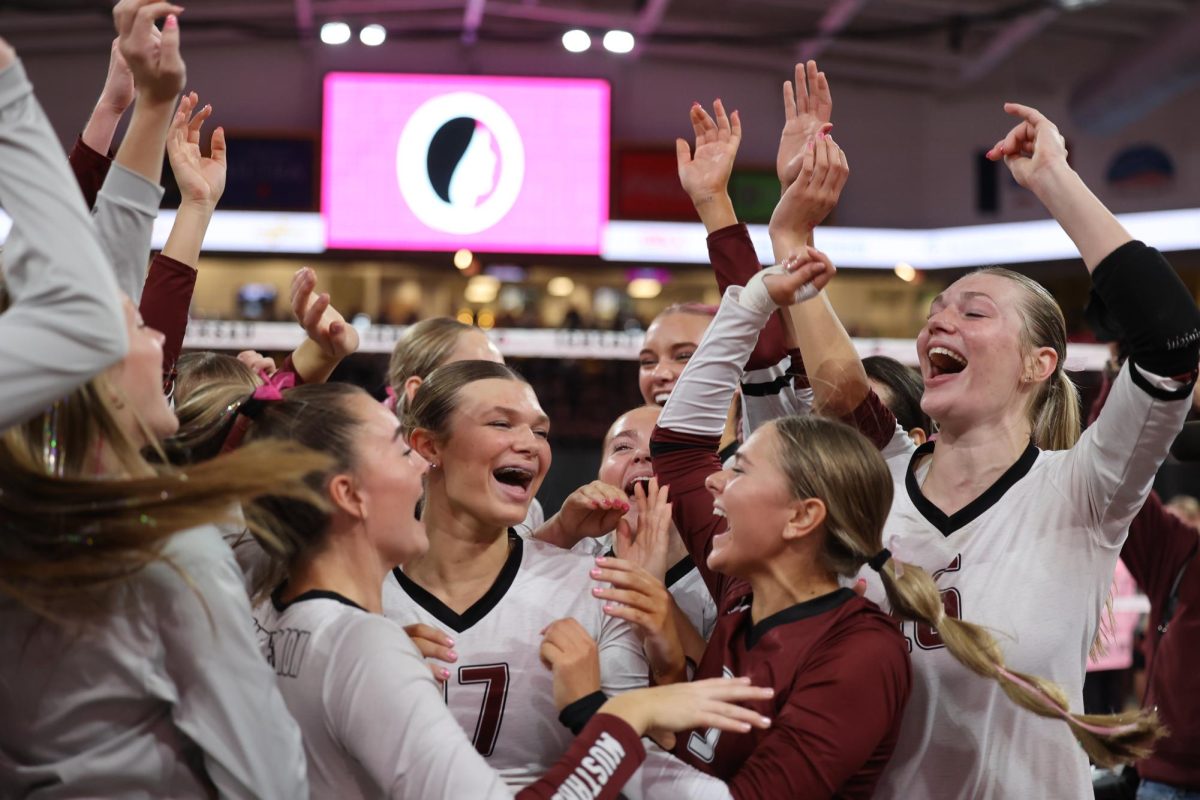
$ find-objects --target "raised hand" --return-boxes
[290,267,360,361]
[591,555,686,683]
[114,0,185,104]
[600,677,774,750]
[777,60,833,189]
[167,92,227,209]
[614,477,672,581]
[675,99,742,208]
[403,622,457,685]
[768,134,848,254]
[99,38,135,115]
[986,103,1069,191]
[539,618,602,710]
[766,248,836,306]
[237,350,277,376]
[534,480,630,549]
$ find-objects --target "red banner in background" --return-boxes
[613,149,696,221]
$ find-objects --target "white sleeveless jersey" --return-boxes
[862,363,1189,800]
[383,535,649,788]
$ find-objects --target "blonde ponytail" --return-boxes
[1033,367,1081,451]
[875,557,1163,767]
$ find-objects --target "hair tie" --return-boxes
[220,385,286,454]
[383,385,399,413]
[867,548,892,573]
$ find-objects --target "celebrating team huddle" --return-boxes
[1,2,1198,799]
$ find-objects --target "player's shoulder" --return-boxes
[522,536,600,576]
[829,596,910,664]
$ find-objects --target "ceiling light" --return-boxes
[320,22,352,45]
[453,248,473,270]
[547,276,575,297]
[477,310,496,330]
[562,29,592,53]
[359,24,387,46]
[602,30,635,54]
[894,262,917,282]
[627,278,661,299]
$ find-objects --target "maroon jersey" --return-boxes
[651,425,911,799]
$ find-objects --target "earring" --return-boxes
[430,462,439,469]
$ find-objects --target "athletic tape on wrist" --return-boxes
[737,265,819,316]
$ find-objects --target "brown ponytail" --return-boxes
[875,558,1163,767]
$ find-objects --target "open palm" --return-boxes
[777,60,832,188]
[167,92,226,208]
[676,99,741,204]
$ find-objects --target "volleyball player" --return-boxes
[382,361,650,788]
[0,6,324,795]
[755,104,1190,797]
[387,317,544,533]
[238,382,773,799]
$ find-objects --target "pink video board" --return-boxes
[322,72,610,254]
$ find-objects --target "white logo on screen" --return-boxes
[395,92,525,235]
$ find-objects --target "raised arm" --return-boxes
[70,39,133,208]
[0,45,127,429]
[140,92,226,388]
[92,0,187,302]
[286,267,362,384]
[652,258,830,598]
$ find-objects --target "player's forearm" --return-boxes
[780,294,868,417]
[81,100,125,156]
[694,193,738,235]
[290,339,342,385]
[113,92,176,185]
[161,202,215,268]
[531,512,589,550]
[1029,163,1130,274]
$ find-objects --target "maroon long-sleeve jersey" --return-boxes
[651,425,911,799]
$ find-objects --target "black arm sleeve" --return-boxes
[1086,241,1200,376]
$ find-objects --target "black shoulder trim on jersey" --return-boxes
[906,440,1039,536]
[741,374,791,397]
[1127,358,1197,402]
[717,440,739,464]
[558,690,608,735]
[391,531,523,633]
[665,555,696,588]
[744,587,855,649]
[271,585,368,614]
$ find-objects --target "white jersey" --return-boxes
[0,525,307,799]
[665,558,719,641]
[383,534,649,787]
[862,363,1189,800]
[252,593,535,799]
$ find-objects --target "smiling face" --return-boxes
[638,311,713,406]
[599,405,661,528]
[106,295,178,445]
[916,272,1054,434]
[432,378,551,528]
[345,394,430,566]
[703,424,798,578]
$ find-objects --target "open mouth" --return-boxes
[654,392,671,406]
[492,465,534,498]
[623,475,652,498]
[927,346,968,378]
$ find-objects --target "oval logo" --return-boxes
[395,92,525,235]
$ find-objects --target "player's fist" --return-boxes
[539,618,602,711]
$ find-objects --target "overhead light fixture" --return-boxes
[320,22,352,45]
[602,30,635,54]
[359,24,387,46]
[627,277,661,299]
[547,276,575,297]
[477,310,496,330]
[894,262,917,282]
[1053,0,1108,9]
[562,29,591,53]
[453,248,474,270]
